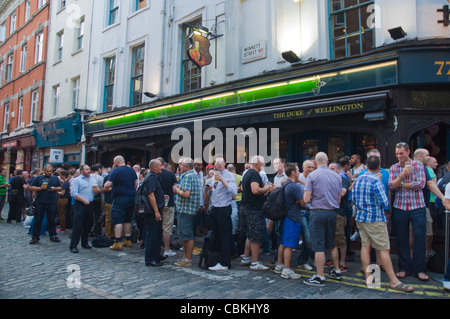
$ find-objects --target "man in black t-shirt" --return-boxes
[29,164,62,244]
[143,159,165,266]
[7,170,27,223]
[240,155,275,271]
[104,156,138,250]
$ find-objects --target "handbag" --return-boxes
[26,200,37,216]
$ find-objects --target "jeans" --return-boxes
[33,202,57,240]
[211,206,233,267]
[392,207,426,275]
[70,201,94,248]
[297,211,314,265]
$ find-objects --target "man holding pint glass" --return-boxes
[29,164,63,245]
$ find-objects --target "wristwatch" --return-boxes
[400,181,404,187]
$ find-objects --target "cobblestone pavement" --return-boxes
[0,210,449,302]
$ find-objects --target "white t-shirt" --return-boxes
[445,183,450,200]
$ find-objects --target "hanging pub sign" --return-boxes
[187,30,212,69]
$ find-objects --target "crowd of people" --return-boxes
[2,143,450,292]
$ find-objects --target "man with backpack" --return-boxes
[274,163,305,279]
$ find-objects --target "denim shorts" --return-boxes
[111,196,135,225]
[177,213,196,242]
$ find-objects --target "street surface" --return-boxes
[1,207,449,304]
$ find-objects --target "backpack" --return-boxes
[134,179,152,216]
[262,179,293,221]
[198,237,222,269]
[92,235,114,248]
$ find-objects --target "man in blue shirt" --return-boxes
[69,164,101,253]
[352,156,413,292]
[104,156,138,250]
[274,163,304,280]
[29,164,62,245]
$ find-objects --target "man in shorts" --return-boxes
[173,158,202,267]
[353,156,413,292]
[274,163,305,279]
[240,155,275,271]
[104,156,138,250]
[303,152,342,287]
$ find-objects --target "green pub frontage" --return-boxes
[32,113,83,169]
[85,40,450,171]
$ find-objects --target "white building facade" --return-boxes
[58,0,450,167]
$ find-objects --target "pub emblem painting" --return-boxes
[187,31,212,69]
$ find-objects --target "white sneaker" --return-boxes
[164,250,177,257]
[208,263,229,271]
[240,257,252,266]
[298,263,314,271]
[281,268,301,280]
[274,264,284,274]
[443,281,450,291]
[350,232,359,241]
[250,261,269,271]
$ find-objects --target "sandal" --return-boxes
[391,283,414,293]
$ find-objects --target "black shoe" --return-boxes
[328,269,342,281]
[82,244,92,249]
[29,238,39,245]
[304,275,326,287]
[70,247,79,253]
[146,261,164,267]
[159,255,168,261]
[50,236,61,243]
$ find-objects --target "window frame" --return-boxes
[3,103,9,132]
[35,32,44,63]
[108,0,119,26]
[329,0,375,59]
[181,18,203,94]
[30,89,39,123]
[56,30,64,61]
[53,84,60,116]
[130,44,145,106]
[104,56,116,112]
[72,76,80,110]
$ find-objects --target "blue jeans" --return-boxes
[297,211,314,265]
[392,207,426,275]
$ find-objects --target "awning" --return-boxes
[92,91,390,144]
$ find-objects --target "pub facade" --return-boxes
[82,0,450,171]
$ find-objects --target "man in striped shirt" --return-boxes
[352,156,413,292]
[388,142,428,282]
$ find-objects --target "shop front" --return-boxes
[1,132,36,177]
[33,113,83,169]
[85,40,450,172]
